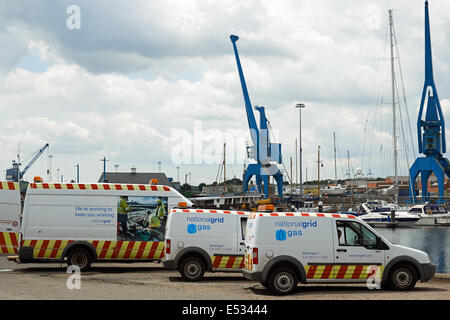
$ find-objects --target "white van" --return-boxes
[0,182,21,255]
[244,212,436,295]
[163,208,249,281]
[18,182,192,270]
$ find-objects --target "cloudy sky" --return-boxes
[1,0,450,185]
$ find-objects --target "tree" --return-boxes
[198,183,207,192]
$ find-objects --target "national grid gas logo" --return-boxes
[186,216,224,234]
[275,220,318,241]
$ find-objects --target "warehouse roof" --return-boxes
[97,172,172,186]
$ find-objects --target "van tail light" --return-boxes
[166,239,171,255]
[252,247,259,265]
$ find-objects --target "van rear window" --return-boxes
[240,217,248,240]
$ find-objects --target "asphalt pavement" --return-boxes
[0,255,449,300]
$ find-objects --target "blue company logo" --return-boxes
[187,224,197,234]
[275,229,287,241]
[274,220,317,240]
[186,216,224,234]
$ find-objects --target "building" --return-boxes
[97,168,173,187]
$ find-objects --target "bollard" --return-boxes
[390,209,396,222]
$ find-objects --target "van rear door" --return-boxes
[0,182,21,254]
[235,216,247,268]
[334,220,386,281]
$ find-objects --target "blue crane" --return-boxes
[408,1,450,203]
[230,35,283,198]
[6,143,50,182]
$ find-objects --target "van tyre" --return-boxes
[388,263,418,290]
[180,256,205,281]
[268,267,297,295]
[67,248,92,271]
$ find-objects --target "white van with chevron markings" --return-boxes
[244,212,436,295]
[17,182,191,270]
[163,209,249,281]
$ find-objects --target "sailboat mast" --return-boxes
[333,132,337,184]
[347,150,354,208]
[223,143,227,193]
[389,9,399,187]
[317,146,321,197]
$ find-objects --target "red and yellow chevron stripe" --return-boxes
[172,209,248,215]
[21,240,165,260]
[0,181,19,190]
[255,212,357,219]
[0,232,19,254]
[211,255,245,269]
[305,264,384,280]
[244,253,253,271]
[29,183,172,192]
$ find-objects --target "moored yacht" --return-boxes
[356,201,420,227]
[408,203,450,226]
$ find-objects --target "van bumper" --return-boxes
[242,269,263,281]
[420,263,436,282]
[162,260,175,269]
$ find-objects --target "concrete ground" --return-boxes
[0,255,449,300]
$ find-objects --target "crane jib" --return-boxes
[230,35,259,147]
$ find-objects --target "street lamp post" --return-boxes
[101,157,108,182]
[295,103,306,198]
[75,164,79,183]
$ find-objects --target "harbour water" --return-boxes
[375,226,450,274]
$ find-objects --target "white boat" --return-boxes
[320,184,347,196]
[408,203,450,226]
[357,201,420,227]
[190,193,263,210]
[295,200,318,213]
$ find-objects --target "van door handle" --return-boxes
[6,228,12,231]
[240,242,245,245]
[336,249,347,252]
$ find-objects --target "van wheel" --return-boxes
[179,256,205,281]
[388,263,418,290]
[67,248,92,271]
[268,267,297,295]
[260,281,269,288]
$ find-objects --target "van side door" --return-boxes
[334,220,387,282]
